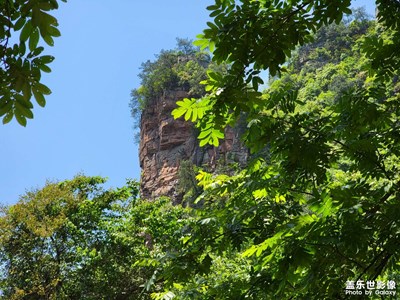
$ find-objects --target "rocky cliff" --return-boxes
[139,89,248,201]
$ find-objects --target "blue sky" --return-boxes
[0,0,375,205]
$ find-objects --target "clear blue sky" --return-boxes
[0,0,375,205]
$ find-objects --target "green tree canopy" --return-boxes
[0,175,194,299]
[162,1,400,298]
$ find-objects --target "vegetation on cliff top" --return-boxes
[129,39,212,129]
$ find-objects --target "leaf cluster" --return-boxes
[0,0,66,126]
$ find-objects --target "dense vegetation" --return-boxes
[2,0,400,299]
[129,39,212,128]
[0,176,191,299]
[169,0,400,298]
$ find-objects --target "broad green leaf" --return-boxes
[14,17,26,31]
[20,20,33,42]
[184,109,192,121]
[15,113,27,126]
[34,83,51,95]
[15,102,34,119]
[33,90,46,107]
[31,46,44,57]
[22,81,32,101]
[15,94,33,109]
[42,35,54,46]
[48,26,61,37]
[171,107,186,119]
[39,64,51,73]
[39,55,55,64]
[29,28,40,51]
[198,128,212,139]
[2,111,14,124]
[19,41,27,56]
[0,101,13,117]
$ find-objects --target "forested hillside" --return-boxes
[1,1,400,299]
[165,10,400,299]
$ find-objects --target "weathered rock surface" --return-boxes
[139,90,248,201]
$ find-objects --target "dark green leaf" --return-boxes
[48,26,61,37]
[15,102,33,119]
[0,101,13,117]
[33,90,46,107]
[20,20,33,42]
[42,35,54,46]
[29,28,40,51]
[2,111,14,124]
[39,55,55,64]
[14,17,26,31]
[34,83,51,95]
[15,113,27,126]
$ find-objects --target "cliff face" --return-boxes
[139,90,248,201]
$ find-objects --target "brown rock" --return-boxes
[139,89,248,201]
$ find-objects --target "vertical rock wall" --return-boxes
[139,89,248,201]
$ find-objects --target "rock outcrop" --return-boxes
[139,90,248,201]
